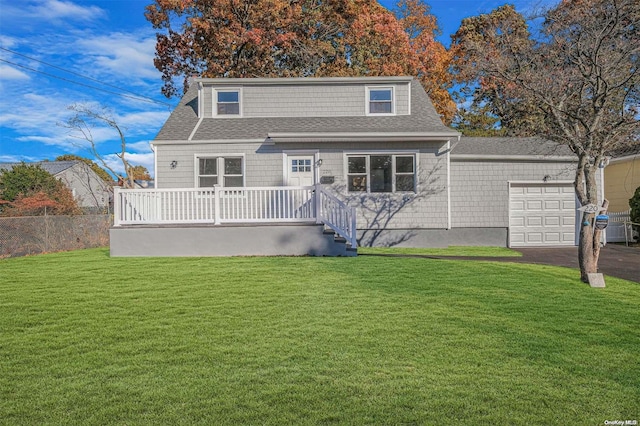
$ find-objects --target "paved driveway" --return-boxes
[364,244,639,283]
[513,244,639,283]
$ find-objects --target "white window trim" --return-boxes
[194,153,246,188]
[213,88,243,117]
[344,151,418,193]
[366,86,395,116]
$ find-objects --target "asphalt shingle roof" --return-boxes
[155,79,457,141]
[452,137,575,157]
[0,161,79,175]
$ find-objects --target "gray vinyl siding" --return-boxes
[450,160,576,228]
[57,164,111,208]
[200,82,411,118]
[156,140,448,230]
[394,84,410,115]
[156,143,283,188]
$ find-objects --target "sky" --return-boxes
[0,0,556,178]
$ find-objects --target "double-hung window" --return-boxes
[347,154,415,193]
[197,156,244,187]
[367,87,394,115]
[216,90,241,116]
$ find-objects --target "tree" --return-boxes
[0,163,80,216]
[61,104,137,189]
[144,0,455,122]
[451,103,505,137]
[452,0,640,282]
[630,186,640,236]
[129,165,152,181]
[450,5,545,135]
[395,0,456,123]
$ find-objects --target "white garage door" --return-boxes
[509,183,576,247]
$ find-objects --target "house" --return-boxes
[603,144,640,243]
[110,76,585,256]
[0,161,112,211]
[604,145,640,212]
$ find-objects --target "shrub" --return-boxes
[630,186,640,234]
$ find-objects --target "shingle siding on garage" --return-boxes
[450,160,576,228]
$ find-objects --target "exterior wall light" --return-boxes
[170,160,178,169]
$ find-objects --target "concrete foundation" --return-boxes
[358,227,509,248]
[110,224,355,257]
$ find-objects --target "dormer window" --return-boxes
[215,89,241,116]
[367,87,394,115]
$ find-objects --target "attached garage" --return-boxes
[509,182,576,247]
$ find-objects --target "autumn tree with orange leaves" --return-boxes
[145,0,455,123]
[0,163,81,217]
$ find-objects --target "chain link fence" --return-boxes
[0,214,111,258]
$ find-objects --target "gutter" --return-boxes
[451,154,577,162]
[267,131,460,143]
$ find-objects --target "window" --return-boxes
[197,156,244,187]
[367,87,393,115]
[291,159,312,173]
[216,90,240,115]
[347,154,415,193]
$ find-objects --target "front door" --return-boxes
[287,155,315,186]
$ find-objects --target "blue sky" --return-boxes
[0,0,554,177]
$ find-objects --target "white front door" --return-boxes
[287,155,315,186]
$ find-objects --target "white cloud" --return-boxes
[0,35,20,48]
[0,0,105,26]
[127,141,154,153]
[30,0,105,22]
[103,152,155,177]
[0,64,30,80]
[77,33,159,81]
[0,91,165,161]
[0,154,41,163]
[116,110,171,135]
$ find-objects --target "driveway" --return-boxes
[427,244,639,283]
[513,244,639,283]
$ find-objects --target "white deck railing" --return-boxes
[113,185,357,246]
[317,187,357,247]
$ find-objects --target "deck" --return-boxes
[110,185,357,257]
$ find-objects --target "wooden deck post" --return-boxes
[113,187,121,227]
[314,184,322,224]
[214,185,221,225]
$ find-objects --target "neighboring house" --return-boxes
[111,76,586,256]
[603,144,640,243]
[0,161,112,211]
[604,145,640,213]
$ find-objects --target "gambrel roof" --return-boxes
[154,77,459,143]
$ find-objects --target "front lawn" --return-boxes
[1,249,638,424]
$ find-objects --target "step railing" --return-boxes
[113,185,356,247]
[316,187,357,247]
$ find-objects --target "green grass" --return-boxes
[1,249,638,425]
[358,245,522,257]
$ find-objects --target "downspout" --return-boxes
[447,136,459,230]
[151,142,157,188]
